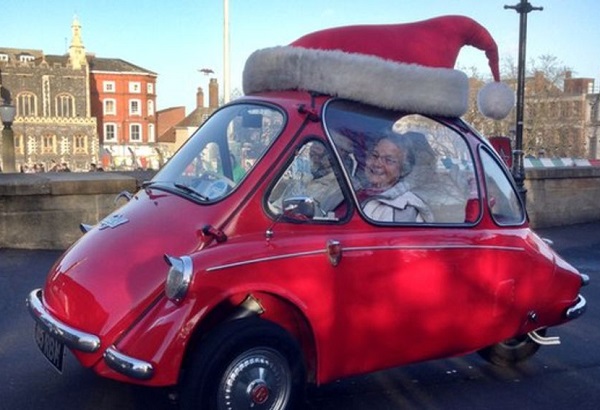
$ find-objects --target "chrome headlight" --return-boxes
[164,255,193,303]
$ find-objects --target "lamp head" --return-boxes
[0,103,16,125]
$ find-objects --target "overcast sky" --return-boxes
[4,0,599,113]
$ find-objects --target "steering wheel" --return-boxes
[198,171,236,199]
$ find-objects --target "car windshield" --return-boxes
[150,103,284,201]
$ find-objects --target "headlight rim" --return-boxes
[164,254,193,303]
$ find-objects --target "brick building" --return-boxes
[89,57,158,170]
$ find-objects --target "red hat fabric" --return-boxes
[292,16,502,81]
[243,15,514,119]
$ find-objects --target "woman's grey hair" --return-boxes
[375,130,416,177]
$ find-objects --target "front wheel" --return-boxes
[180,318,305,410]
[477,329,546,367]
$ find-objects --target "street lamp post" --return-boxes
[504,0,543,205]
[0,92,17,173]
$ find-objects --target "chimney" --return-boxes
[196,87,204,108]
[209,78,219,108]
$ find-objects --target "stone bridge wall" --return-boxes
[1,168,599,250]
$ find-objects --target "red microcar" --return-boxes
[28,16,588,410]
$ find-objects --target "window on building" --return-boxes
[17,93,36,117]
[147,100,154,116]
[19,54,34,63]
[129,82,141,93]
[104,99,116,115]
[42,134,56,154]
[147,83,154,94]
[0,54,8,62]
[129,99,141,116]
[148,123,155,143]
[73,135,87,154]
[130,124,142,142]
[103,81,116,92]
[104,123,117,142]
[15,134,24,155]
[56,94,75,117]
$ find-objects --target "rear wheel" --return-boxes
[180,317,305,410]
[477,329,546,367]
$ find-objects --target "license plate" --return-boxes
[35,322,65,373]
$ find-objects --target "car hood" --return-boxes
[42,189,209,342]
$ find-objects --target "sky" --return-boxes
[3,0,600,113]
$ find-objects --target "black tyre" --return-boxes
[477,330,545,367]
[180,317,305,410]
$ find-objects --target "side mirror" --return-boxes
[282,196,316,221]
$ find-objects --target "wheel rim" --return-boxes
[217,347,292,410]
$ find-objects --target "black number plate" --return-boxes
[35,322,65,373]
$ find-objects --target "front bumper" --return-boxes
[27,288,154,380]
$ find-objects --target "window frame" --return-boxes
[73,134,88,154]
[104,123,118,143]
[265,136,352,223]
[479,145,526,226]
[55,94,75,118]
[129,99,141,116]
[17,92,37,117]
[103,81,116,93]
[103,99,117,115]
[323,99,479,226]
[130,123,142,142]
[129,82,141,93]
[41,134,57,154]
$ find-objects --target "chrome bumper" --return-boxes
[104,346,154,380]
[565,294,587,320]
[27,289,101,353]
[27,288,154,380]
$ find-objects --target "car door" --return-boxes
[314,106,509,381]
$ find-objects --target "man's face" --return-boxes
[365,138,404,189]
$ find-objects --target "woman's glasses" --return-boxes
[367,151,400,166]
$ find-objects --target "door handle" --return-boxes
[327,239,342,266]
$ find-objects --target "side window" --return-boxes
[267,140,347,221]
[480,148,525,225]
[325,104,477,224]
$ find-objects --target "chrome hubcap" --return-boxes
[218,347,291,410]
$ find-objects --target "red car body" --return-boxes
[27,17,588,409]
[29,91,587,389]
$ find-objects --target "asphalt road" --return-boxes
[2,222,600,410]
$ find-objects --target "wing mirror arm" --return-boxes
[265,196,317,240]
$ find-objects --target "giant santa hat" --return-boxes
[243,15,514,120]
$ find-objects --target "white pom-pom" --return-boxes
[477,82,515,120]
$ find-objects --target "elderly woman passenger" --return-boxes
[361,132,434,223]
